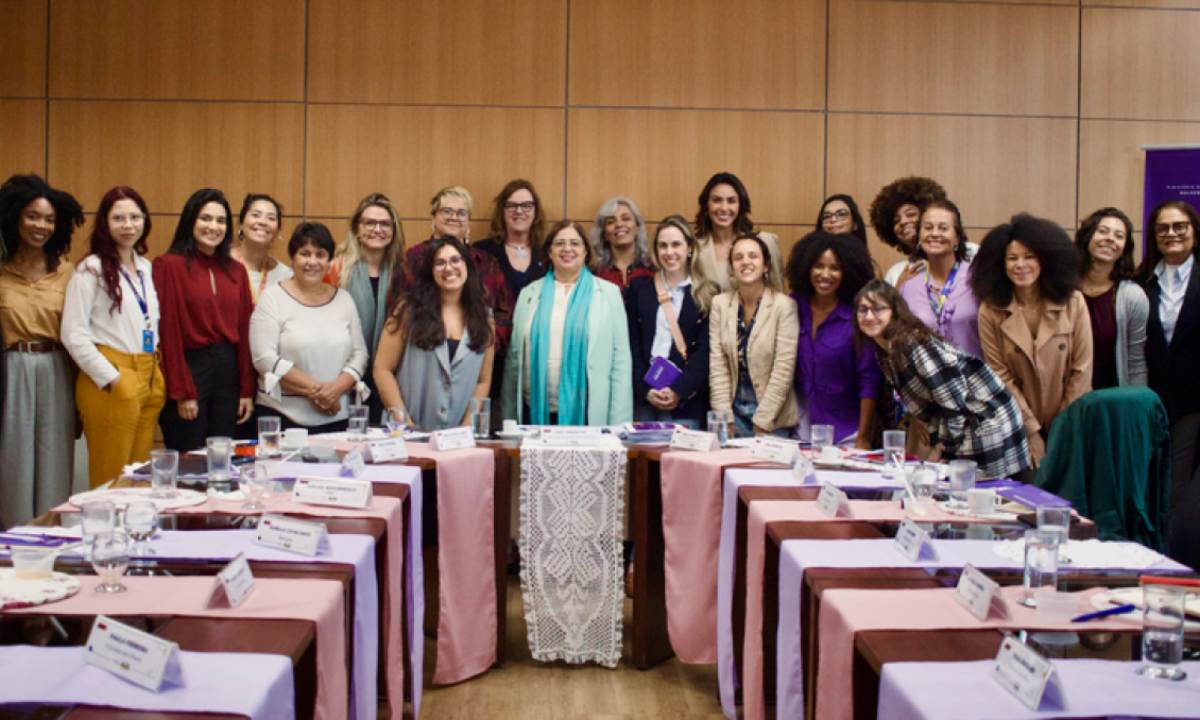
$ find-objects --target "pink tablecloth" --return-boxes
[8,575,345,720]
[817,586,1137,720]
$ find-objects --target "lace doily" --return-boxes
[519,440,627,667]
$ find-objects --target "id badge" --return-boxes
[142,329,154,353]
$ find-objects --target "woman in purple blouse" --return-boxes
[785,231,881,448]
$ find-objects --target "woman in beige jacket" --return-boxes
[971,214,1093,467]
[710,234,799,435]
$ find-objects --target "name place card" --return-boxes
[255,513,331,556]
[340,447,366,478]
[893,517,939,562]
[85,615,186,692]
[669,428,720,452]
[816,482,852,518]
[750,437,799,465]
[205,553,255,609]
[792,454,816,484]
[364,436,407,463]
[429,425,477,451]
[293,475,373,510]
[992,634,1062,710]
[954,562,1011,621]
[537,426,606,447]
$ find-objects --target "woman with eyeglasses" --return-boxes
[502,220,632,426]
[853,280,1030,479]
[233,193,291,307]
[63,187,166,489]
[476,179,548,299]
[375,236,495,431]
[815,194,869,245]
[591,196,655,294]
[692,172,784,292]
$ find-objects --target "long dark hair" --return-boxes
[87,186,152,314]
[852,280,940,369]
[1075,207,1135,282]
[693,172,755,238]
[0,174,84,270]
[387,236,493,353]
[1135,200,1200,282]
[168,188,235,274]
[786,231,874,305]
[815,194,868,245]
[970,214,1080,307]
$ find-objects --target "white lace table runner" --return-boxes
[519,439,627,667]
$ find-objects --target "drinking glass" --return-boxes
[239,464,269,511]
[947,459,978,510]
[707,410,732,446]
[1037,505,1072,565]
[123,500,158,557]
[257,416,281,457]
[910,465,939,499]
[80,500,117,563]
[206,436,234,491]
[386,407,408,436]
[1019,529,1059,607]
[90,531,129,593]
[1137,584,1189,681]
[882,430,906,479]
[470,398,491,439]
[348,404,369,441]
[150,449,179,499]
[811,424,834,460]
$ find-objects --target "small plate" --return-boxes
[813,459,843,469]
[496,430,535,439]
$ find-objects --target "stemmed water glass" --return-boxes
[90,531,130,593]
[123,500,159,558]
[240,464,269,511]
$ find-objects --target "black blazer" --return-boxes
[1143,261,1200,421]
[626,275,710,422]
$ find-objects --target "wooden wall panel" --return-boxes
[1082,8,1200,121]
[568,0,825,110]
[826,114,1078,230]
[1085,0,1200,8]
[49,0,306,101]
[0,100,46,179]
[47,101,305,218]
[307,0,567,106]
[0,0,47,97]
[829,0,1078,116]
[305,105,566,220]
[565,109,825,226]
[1079,120,1200,231]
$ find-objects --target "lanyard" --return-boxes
[234,248,270,303]
[120,267,152,329]
[924,260,960,323]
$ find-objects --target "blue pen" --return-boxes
[1070,603,1137,623]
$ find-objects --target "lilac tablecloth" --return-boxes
[879,659,1200,720]
[61,529,374,720]
[0,646,294,720]
[776,538,1193,720]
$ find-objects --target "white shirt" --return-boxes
[61,254,160,388]
[651,273,692,360]
[250,284,368,426]
[523,280,576,412]
[1155,254,1194,343]
[244,262,293,304]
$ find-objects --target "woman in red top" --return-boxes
[153,189,255,451]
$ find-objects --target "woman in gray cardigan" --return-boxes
[1075,207,1148,388]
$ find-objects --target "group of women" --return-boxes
[1,170,1198,536]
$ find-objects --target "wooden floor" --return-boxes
[401,577,729,719]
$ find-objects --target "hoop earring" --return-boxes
[237,229,243,241]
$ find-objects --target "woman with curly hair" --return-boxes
[853,280,1030,479]
[692,172,784,292]
[1074,207,1148,389]
[868,176,951,286]
[590,196,655,293]
[0,174,85,527]
[785,231,880,448]
[972,214,1092,467]
[62,187,167,489]
[375,236,495,430]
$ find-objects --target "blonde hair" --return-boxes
[335,192,405,288]
[653,215,718,315]
[430,186,473,216]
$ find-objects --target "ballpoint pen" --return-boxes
[1070,603,1137,622]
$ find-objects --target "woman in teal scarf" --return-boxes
[502,220,632,425]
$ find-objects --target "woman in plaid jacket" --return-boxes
[853,279,1031,481]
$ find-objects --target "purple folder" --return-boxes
[997,484,1073,509]
[644,356,682,390]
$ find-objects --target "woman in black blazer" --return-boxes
[1136,199,1200,567]
[627,215,720,427]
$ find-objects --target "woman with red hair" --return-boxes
[62,187,167,488]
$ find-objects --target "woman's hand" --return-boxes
[647,388,681,411]
[754,424,772,436]
[237,398,254,424]
[895,261,925,290]
[103,376,120,393]
[1028,431,1046,468]
[178,399,199,421]
[308,382,344,416]
[927,443,944,464]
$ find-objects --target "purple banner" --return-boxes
[1144,147,1200,233]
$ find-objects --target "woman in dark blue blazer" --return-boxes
[627,216,720,427]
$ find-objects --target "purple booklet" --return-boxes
[997,484,1073,509]
[644,356,682,390]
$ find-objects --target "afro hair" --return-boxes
[867,176,947,251]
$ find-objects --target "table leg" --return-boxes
[493,448,511,666]
[630,454,673,669]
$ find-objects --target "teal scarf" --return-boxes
[344,260,391,357]
[529,268,593,425]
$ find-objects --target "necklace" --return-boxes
[506,242,528,260]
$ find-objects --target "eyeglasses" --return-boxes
[361,219,392,231]
[1155,221,1191,237]
[439,208,469,221]
[821,209,851,222]
[551,238,585,250]
[111,213,146,225]
[433,256,465,270]
[856,304,890,318]
[505,201,535,214]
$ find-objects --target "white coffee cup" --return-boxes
[967,488,998,516]
[820,445,839,462]
[503,419,518,433]
[283,428,308,448]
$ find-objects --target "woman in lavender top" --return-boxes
[785,231,880,448]
[898,199,983,358]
